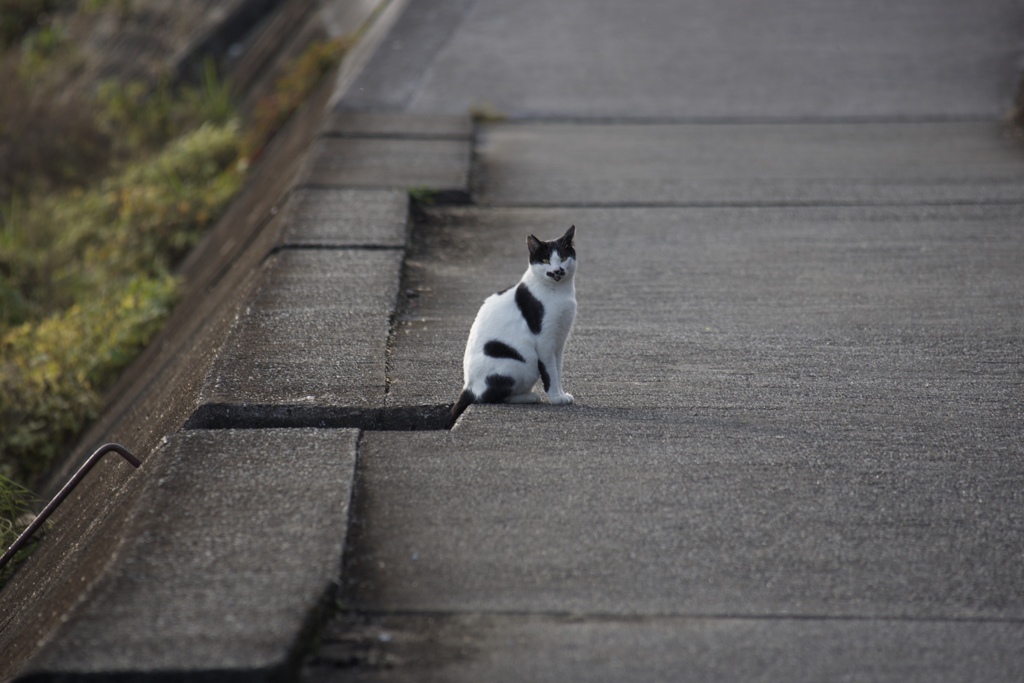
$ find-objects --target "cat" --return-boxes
[447,225,577,429]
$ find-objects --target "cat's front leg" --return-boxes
[539,355,574,405]
[551,339,575,404]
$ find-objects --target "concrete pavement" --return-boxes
[2,0,1023,680]
[307,0,1024,680]
[22,429,359,678]
[340,0,1022,119]
[0,1,425,679]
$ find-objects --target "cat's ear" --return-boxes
[527,234,544,254]
[561,225,576,248]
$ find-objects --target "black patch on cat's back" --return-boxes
[538,360,551,392]
[484,340,526,362]
[480,374,515,403]
[515,283,544,334]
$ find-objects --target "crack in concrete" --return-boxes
[183,402,452,431]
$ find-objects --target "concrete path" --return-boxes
[304,0,1024,681]
[4,0,1022,680]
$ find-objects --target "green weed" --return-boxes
[0,53,110,199]
[0,0,65,49]
[96,59,237,155]
[0,0,350,582]
[0,121,243,483]
[0,470,36,584]
[408,187,438,206]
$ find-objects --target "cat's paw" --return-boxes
[548,392,574,405]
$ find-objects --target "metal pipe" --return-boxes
[0,443,141,572]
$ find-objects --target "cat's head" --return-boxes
[527,225,576,284]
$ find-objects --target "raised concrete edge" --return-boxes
[18,428,359,681]
[0,0,474,678]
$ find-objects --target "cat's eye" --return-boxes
[541,259,550,264]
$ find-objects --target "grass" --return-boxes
[96,58,236,155]
[0,471,37,584]
[0,0,352,582]
[0,0,63,49]
[0,121,244,484]
[0,56,110,200]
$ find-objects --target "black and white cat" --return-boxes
[447,225,578,428]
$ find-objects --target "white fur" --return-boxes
[462,248,577,404]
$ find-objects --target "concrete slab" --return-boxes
[476,122,1024,206]
[338,0,477,112]
[341,0,1023,119]
[20,428,358,680]
[301,137,470,194]
[278,188,410,247]
[304,613,1024,683]
[193,248,404,419]
[9,0,1021,679]
[357,202,1024,669]
[390,204,1024,412]
[347,417,1024,620]
[0,44,346,680]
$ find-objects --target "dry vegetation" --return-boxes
[0,0,349,576]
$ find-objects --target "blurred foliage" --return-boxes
[81,0,133,19]
[0,0,349,582]
[0,55,111,200]
[1,274,179,481]
[244,36,350,158]
[0,0,65,48]
[1,122,242,321]
[0,471,33,548]
[0,470,36,584]
[97,59,236,155]
[0,122,242,482]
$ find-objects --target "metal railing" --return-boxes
[0,443,140,572]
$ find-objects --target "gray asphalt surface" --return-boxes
[342,0,1022,119]
[4,0,1022,680]
[307,0,1024,680]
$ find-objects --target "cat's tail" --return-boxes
[446,388,475,429]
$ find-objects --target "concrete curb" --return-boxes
[19,429,359,682]
[0,0,474,679]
